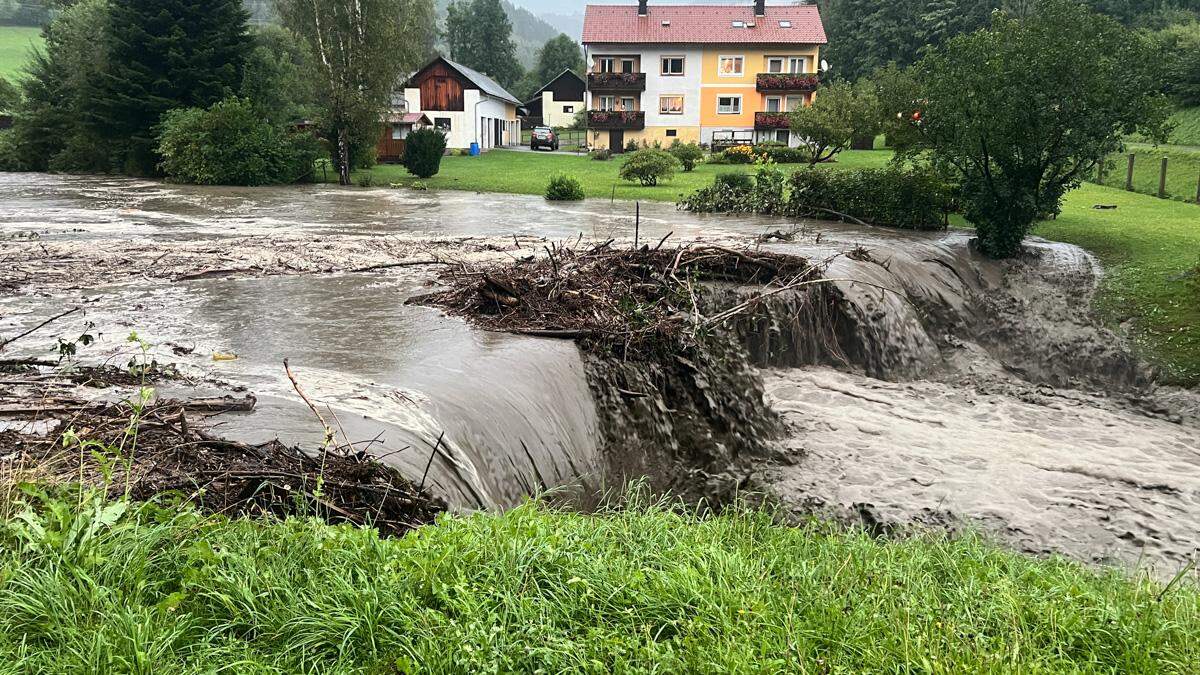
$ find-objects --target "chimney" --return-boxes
[638,0,648,16]
[754,0,765,17]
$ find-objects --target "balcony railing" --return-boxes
[587,110,646,130]
[588,72,647,91]
[756,72,820,92]
[754,112,791,130]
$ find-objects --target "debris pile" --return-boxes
[0,368,444,536]
[417,242,821,357]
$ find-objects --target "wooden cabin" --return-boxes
[522,69,586,129]
[396,57,522,152]
[376,112,431,163]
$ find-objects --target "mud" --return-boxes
[1,173,1198,577]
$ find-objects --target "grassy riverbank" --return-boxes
[2,495,1197,672]
[354,148,893,202]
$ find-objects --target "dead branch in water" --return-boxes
[0,307,81,351]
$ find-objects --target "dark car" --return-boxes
[530,126,559,151]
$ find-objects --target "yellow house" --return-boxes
[581,0,826,151]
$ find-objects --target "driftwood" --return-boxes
[0,307,81,351]
[0,394,256,416]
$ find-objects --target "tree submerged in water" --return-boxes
[891,0,1172,258]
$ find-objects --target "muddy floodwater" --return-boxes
[1,173,1198,577]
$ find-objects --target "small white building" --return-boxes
[399,56,521,152]
[523,69,586,129]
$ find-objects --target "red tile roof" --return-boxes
[582,4,827,45]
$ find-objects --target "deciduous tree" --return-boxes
[444,0,523,89]
[898,0,1171,257]
[788,80,881,165]
[275,0,435,185]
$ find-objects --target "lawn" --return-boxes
[0,25,41,81]
[2,494,1197,673]
[1036,183,1200,384]
[357,147,893,202]
[1097,145,1200,203]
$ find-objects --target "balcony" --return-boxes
[756,72,820,93]
[587,110,646,130]
[754,112,791,130]
[588,72,646,92]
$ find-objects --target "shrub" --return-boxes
[755,145,809,164]
[624,138,640,153]
[618,148,681,186]
[668,142,704,171]
[786,166,955,230]
[722,145,757,164]
[356,173,375,188]
[545,174,585,201]
[714,172,753,192]
[156,97,321,186]
[403,128,448,178]
[750,163,787,215]
[679,172,755,213]
[788,80,881,165]
[590,148,611,161]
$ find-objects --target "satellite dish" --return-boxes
[820,59,829,72]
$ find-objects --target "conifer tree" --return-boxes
[92,0,251,174]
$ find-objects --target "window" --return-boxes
[563,105,574,113]
[619,96,636,111]
[598,95,615,111]
[768,57,807,74]
[598,57,614,73]
[620,58,636,73]
[774,129,790,144]
[765,96,781,113]
[779,20,792,28]
[661,56,684,76]
[785,95,804,111]
[434,117,451,131]
[789,57,807,73]
[717,95,741,114]
[666,129,677,137]
[731,20,744,28]
[659,95,683,115]
[718,56,744,77]
[391,125,405,140]
[767,57,784,74]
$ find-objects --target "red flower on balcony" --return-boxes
[754,112,792,129]
[756,73,820,92]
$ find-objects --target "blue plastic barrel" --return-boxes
[469,142,480,156]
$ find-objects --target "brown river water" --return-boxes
[1,173,1197,577]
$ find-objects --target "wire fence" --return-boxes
[1094,147,1200,204]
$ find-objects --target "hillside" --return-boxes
[1167,107,1200,146]
[434,0,560,68]
[0,26,42,80]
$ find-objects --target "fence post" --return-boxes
[1195,169,1200,204]
[1125,153,1135,191]
[1159,157,1168,199]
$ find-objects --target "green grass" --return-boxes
[2,494,1198,673]
[0,26,41,81]
[1166,107,1200,147]
[357,148,893,202]
[1098,146,1200,203]
[1036,183,1200,383]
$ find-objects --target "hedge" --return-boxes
[786,166,954,230]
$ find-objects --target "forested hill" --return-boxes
[240,0,558,69]
[433,0,559,68]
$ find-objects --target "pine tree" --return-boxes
[92,0,251,174]
[444,0,523,89]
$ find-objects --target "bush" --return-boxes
[755,145,809,164]
[679,172,755,213]
[618,148,681,186]
[590,148,611,161]
[403,128,448,178]
[668,141,704,171]
[545,174,585,201]
[721,145,757,164]
[750,163,787,215]
[714,172,754,191]
[786,166,954,229]
[156,97,321,186]
[624,138,640,153]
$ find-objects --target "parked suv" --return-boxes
[530,126,559,151]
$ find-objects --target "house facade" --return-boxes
[397,56,522,152]
[523,69,586,129]
[581,0,825,151]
